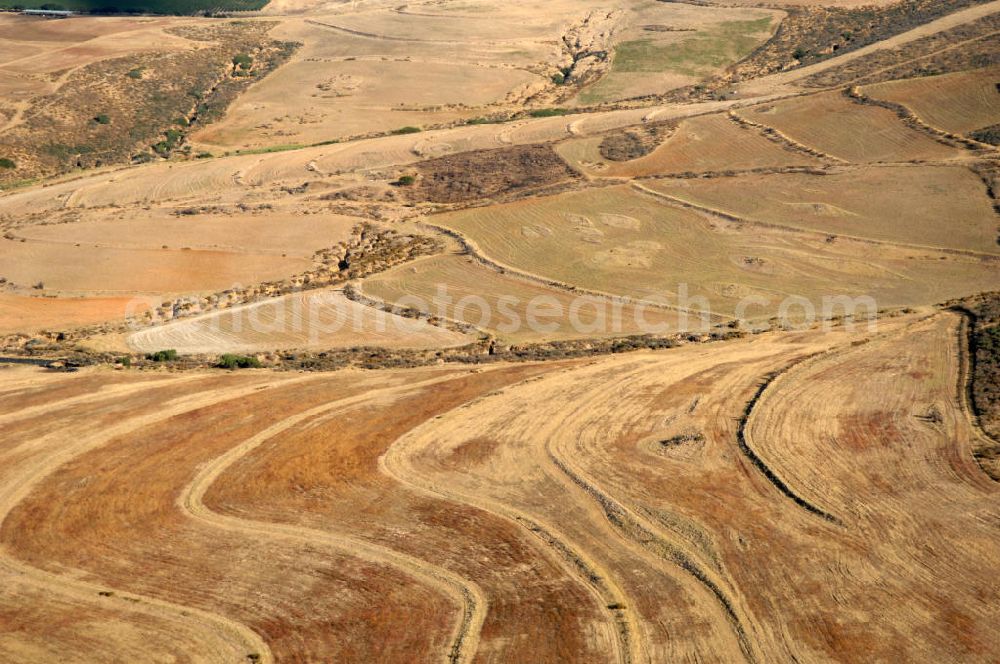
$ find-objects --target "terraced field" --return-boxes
[2,0,999,660]
[555,113,824,178]
[433,184,1000,320]
[644,165,1000,252]
[737,91,963,162]
[361,253,684,342]
[861,66,1000,135]
[125,289,473,354]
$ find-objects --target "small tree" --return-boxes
[146,349,178,362]
[0,158,15,170]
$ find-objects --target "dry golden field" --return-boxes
[861,65,1000,135]
[1,0,999,661]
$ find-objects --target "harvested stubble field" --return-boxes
[861,66,1000,136]
[3,311,1000,662]
[124,289,474,354]
[433,184,1000,320]
[360,253,683,343]
[555,112,824,178]
[643,165,1000,253]
[2,0,1000,661]
[736,90,963,163]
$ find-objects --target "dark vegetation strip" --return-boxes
[731,0,995,79]
[736,365,842,525]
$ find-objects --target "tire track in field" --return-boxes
[0,376,311,664]
[380,365,645,664]
[540,363,762,664]
[179,372,495,664]
[0,376,201,429]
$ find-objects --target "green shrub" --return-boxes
[395,174,416,186]
[146,349,178,362]
[127,68,144,80]
[93,114,111,125]
[195,152,213,159]
[391,126,422,135]
[232,53,253,70]
[217,354,261,369]
[528,108,568,118]
[0,158,14,170]
[551,72,565,85]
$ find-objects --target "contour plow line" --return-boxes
[539,363,764,663]
[0,377,321,664]
[380,365,652,664]
[0,376,206,429]
[179,373,495,664]
[737,314,942,523]
[950,309,1000,483]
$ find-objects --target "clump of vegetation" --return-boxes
[232,53,253,70]
[146,349,178,362]
[466,115,511,126]
[93,113,111,125]
[391,126,422,135]
[735,0,990,79]
[970,124,1000,146]
[528,108,569,118]
[394,174,416,186]
[0,158,14,170]
[217,354,261,369]
[152,128,184,156]
[126,67,144,79]
[659,432,705,448]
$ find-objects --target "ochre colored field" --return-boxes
[125,290,473,354]
[4,312,998,661]
[555,112,823,178]
[14,208,358,259]
[738,91,963,162]
[643,165,1000,253]
[0,238,310,296]
[861,66,1000,135]
[360,253,685,342]
[434,184,1000,319]
[0,294,148,334]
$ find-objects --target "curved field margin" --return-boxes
[126,290,473,354]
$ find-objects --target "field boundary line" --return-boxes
[379,363,647,664]
[948,306,1000,482]
[631,180,1000,261]
[421,221,732,323]
[179,373,499,664]
[0,377,324,664]
[540,363,763,664]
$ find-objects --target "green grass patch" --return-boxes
[612,17,773,76]
[234,143,306,155]
[528,108,569,118]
